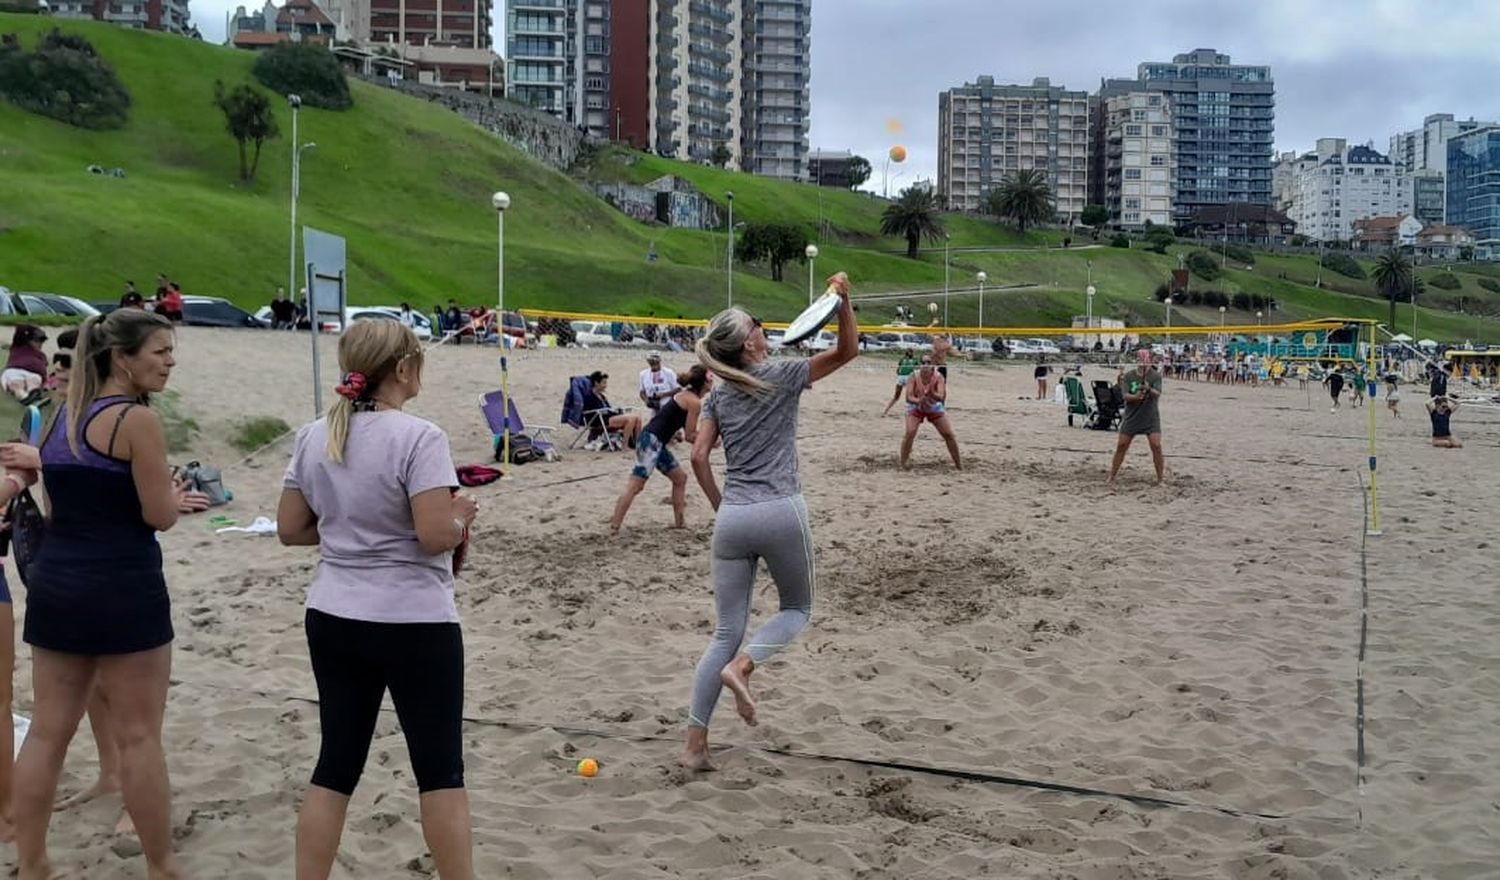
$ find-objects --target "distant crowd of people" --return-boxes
[118,275,183,322]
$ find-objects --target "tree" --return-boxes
[734,223,808,282]
[985,169,1054,233]
[252,42,352,110]
[879,186,945,259]
[1371,251,1412,329]
[0,28,131,129]
[1081,203,1109,235]
[846,154,872,189]
[214,80,279,184]
[1143,225,1176,254]
[710,143,732,169]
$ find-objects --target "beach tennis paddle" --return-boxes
[780,281,846,346]
[21,405,42,446]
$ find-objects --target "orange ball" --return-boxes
[889,145,907,163]
[577,758,599,778]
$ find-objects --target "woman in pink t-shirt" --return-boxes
[278,321,478,879]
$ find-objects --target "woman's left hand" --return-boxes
[826,272,851,298]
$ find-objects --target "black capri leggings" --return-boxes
[305,608,465,795]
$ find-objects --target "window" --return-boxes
[1132,109,1146,121]
[1124,197,1141,209]
[1125,124,1142,136]
[1150,126,1166,137]
[584,76,605,90]
[1150,155,1167,166]
[1124,168,1142,180]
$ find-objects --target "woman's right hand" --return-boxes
[451,492,478,528]
[0,442,42,473]
[826,271,851,299]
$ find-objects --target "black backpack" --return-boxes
[495,432,536,465]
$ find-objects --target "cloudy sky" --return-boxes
[194,0,1500,187]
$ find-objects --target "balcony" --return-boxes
[689,104,732,125]
[689,22,734,44]
[508,41,563,59]
[688,1,733,24]
[688,82,733,104]
[688,42,732,65]
[687,62,732,83]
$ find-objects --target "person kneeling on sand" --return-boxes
[899,356,961,470]
[1427,396,1462,448]
[609,366,712,534]
[1107,348,1165,486]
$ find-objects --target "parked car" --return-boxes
[254,305,435,339]
[808,330,838,351]
[569,321,615,346]
[0,286,101,318]
[179,296,267,328]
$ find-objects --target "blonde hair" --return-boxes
[696,308,768,395]
[66,309,173,458]
[326,320,424,463]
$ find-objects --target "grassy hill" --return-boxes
[1,15,1498,341]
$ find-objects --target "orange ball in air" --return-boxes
[889,145,907,163]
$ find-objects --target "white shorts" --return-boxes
[1,368,42,389]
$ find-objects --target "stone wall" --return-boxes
[590,175,722,231]
[359,75,591,170]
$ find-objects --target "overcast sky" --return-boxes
[194,0,1500,188]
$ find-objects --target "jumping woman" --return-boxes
[609,365,712,534]
[682,272,858,771]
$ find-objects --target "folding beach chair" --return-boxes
[1062,374,1092,427]
[1089,380,1123,431]
[561,376,623,451]
[481,391,557,462]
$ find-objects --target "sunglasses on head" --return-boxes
[750,316,763,329]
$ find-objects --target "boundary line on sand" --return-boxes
[1355,471,1371,828]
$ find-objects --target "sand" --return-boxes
[5,327,1498,878]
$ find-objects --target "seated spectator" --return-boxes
[2,325,48,399]
[584,371,643,447]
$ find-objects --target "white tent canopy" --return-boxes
[1390,333,1413,342]
[1418,338,1439,347]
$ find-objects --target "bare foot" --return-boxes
[719,657,757,726]
[115,810,135,836]
[678,749,716,772]
[55,778,120,811]
[144,855,183,880]
[0,816,13,843]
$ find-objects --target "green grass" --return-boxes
[229,415,291,452]
[1,15,1497,341]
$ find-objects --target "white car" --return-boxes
[253,305,434,339]
[807,330,838,351]
[570,321,615,346]
[1027,337,1062,354]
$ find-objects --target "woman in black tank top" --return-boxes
[609,366,711,534]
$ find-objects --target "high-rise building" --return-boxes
[367,0,492,48]
[739,0,811,181]
[1097,91,1174,229]
[936,76,1090,218]
[1099,49,1274,223]
[50,0,193,35]
[1388,113,1496,224]
[506,1,567,114]
[1446,126,1500,259]
[1286,138,1409,242]
[651,0,743,165]
[1410,169,1447,227]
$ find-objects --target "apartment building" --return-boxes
[650,0,742,165]
[1099,49,1274,223]
[506,1,568,114]
[1287,138,1410,242]
[50,0,193,35]
[367,0,492,48]
[1446,126,1500,259]
[937,75,1090,219]
[739,0,810,181]
[1389,113,1496,225]
[1097,91,1174,229]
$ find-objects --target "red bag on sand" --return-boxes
[457,465,502,487]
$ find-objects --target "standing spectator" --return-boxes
[397,302,419,330]
[158,283,184,323]
[1033,356,1051,400]
[1428,361,1448,400]
[270,288,297,330]
[153,274,168,302]
[277,320,477,878]
[2,325,48,400]
[119,284,146,309]
[638,352,678,411]
[296,289,311,331]
[9,309,187,879]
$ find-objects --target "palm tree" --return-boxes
[880,186,945,259]
[1371,251,1412,329]
[986,169,1055,233]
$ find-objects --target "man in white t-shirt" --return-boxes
[638,351,678,411]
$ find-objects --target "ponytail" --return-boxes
[697,308,768,396]
[64,315,105,458]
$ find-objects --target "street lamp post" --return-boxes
[1164,297,1173,329]
[1256,309,1264,353]
[1219,305,1227,343]
[287,93,303,345]
[492,191,512,474]
[726,191,735,308]
[976,271,987,330]
[805,244,819,306]
[943,234,951,328]
[1085,284,1096,349]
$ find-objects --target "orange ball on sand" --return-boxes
[577,758,599,778]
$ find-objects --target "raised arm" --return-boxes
[809,272,857,384]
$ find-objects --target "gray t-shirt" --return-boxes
[1117,366,1163,436]
[701,358,811,504]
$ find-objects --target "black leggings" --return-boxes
[305,609,465,795]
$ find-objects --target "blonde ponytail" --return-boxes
[324,320,423,464]
[697,308,769,395]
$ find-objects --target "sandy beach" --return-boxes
[5,326,1498,879]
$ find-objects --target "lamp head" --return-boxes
[805,244,818,258]
[288,94,302,108]
[726,191,734,201]
[976,271,987,283]
[1086,285,1096,296]
[1164,297,1172,305]
[491,191,511,211]
[1219,306,1227,313]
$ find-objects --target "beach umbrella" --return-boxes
[1390,333,1413,342]
[1417,338,1438,348]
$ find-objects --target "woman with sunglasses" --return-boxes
[681,272,858,771]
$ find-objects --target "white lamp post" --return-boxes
[943,233,951,327]
[1085,284,1096,349]
[492,191,512,475]
[726,191,735,308]
[805,243,819,306]
[287,93,302,327]
[976,270,987,330]
[1164,296,1173,329]
[1219,304,1227,343]
[1256,309,1264,355]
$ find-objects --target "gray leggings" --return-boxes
[687,494,815,729]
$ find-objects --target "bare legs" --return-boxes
[609,469,688,535]
[13,646,181,880]
[1432,436,1462,448]
[1107,432,1164,485]
[881,383,903,416]
[296,786,349,880]
[899,414,961,470]
[1036,379,1047,400]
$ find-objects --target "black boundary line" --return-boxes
[266,694,1284,821]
